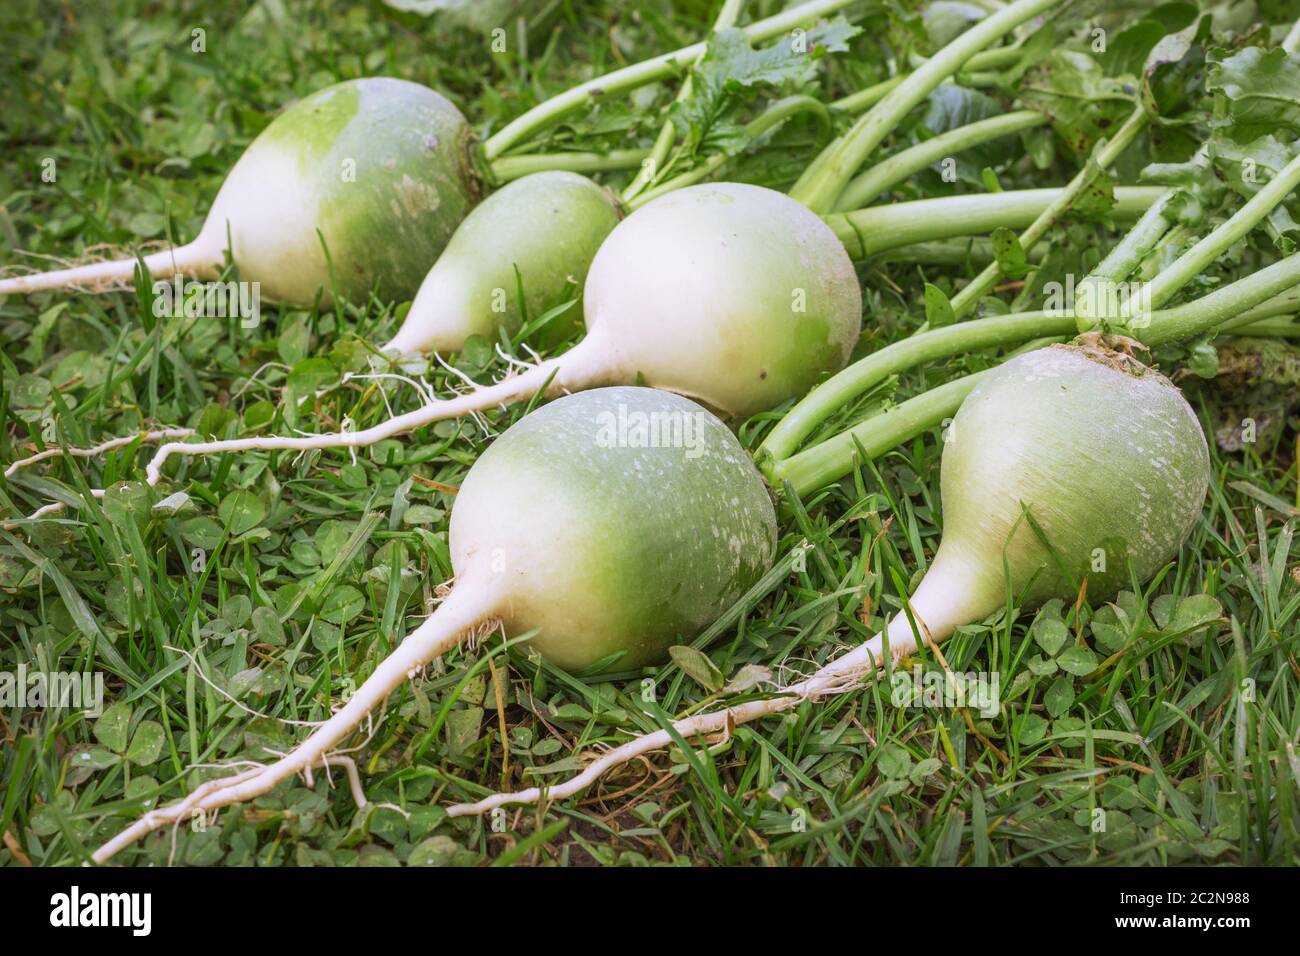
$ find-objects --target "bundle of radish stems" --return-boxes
[3,0,1299,863]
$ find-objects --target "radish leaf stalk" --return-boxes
[941,104,1149,322]
[825,186,1162,259]
[480,0,859,160]
[833,110,1050,211]
[764,251,1300,495]
[789,0,1061,214]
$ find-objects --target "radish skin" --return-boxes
[452,342,1212,817]
[578,182,862,416]
[0,78,480,306]
[91,386,775,862]
[384,172,624,355]
[924,344,1209,610]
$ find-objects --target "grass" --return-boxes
[1,0,1298,867]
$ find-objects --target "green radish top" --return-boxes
[937,342,1210,615]
[582,182,862,418]
[202,77,480,306]
[385,171,624,354]
[449,386,777,671]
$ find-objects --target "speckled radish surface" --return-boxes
[386,171,623,354]
[581,182,863,417]
[203,77,480,305]
[449,386,777,670]
[937,343,1210,611]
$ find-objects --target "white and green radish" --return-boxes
[447,340,1212,819]
[382,171,625,355]
[89,385,777,863]
[0,78,482,306]
[129,181,861,484]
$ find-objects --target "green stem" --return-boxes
[482,0,855,161]
[1225,316,1300,337]
[1220,287,1300,326]
[622,114,680,200]
[945,103,1148,321]
[788,0,1061,213]
[797,45,1029,199]
[627,96,830,209]
[1138,252,1300,346]
[781,46,1030,208]
[489,148,650,182]
[621,0,745,203]
[1083,191,1176,286]
[1072,191,1176,329]
[834,110,1048,210]
[760,251,1300,478]
[827,186,1163,259]
[876,236,1053,266]
[766,375,984,496]
[827,45,1024,115]
[759,309,1077,462]
[1133,222,1190,281]
[1129,150,1300,316]
[830,76,903,115]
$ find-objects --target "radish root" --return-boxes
[5,429,193,479]
[447,605,934,819]
[2,429,192,529]
[0,241,216,296]
[140,352,582,484]
[91,585,498,864]
[8,339,612,525]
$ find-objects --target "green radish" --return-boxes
[89,386,776,863]
[135,182,862,484]
[383,171,624,355]
[766,341,1209,665]
[447,340,1213,819]
[449,386,777,670]
[0,78,481,306]
[573,181,863,417]
[875,341,1210,648]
